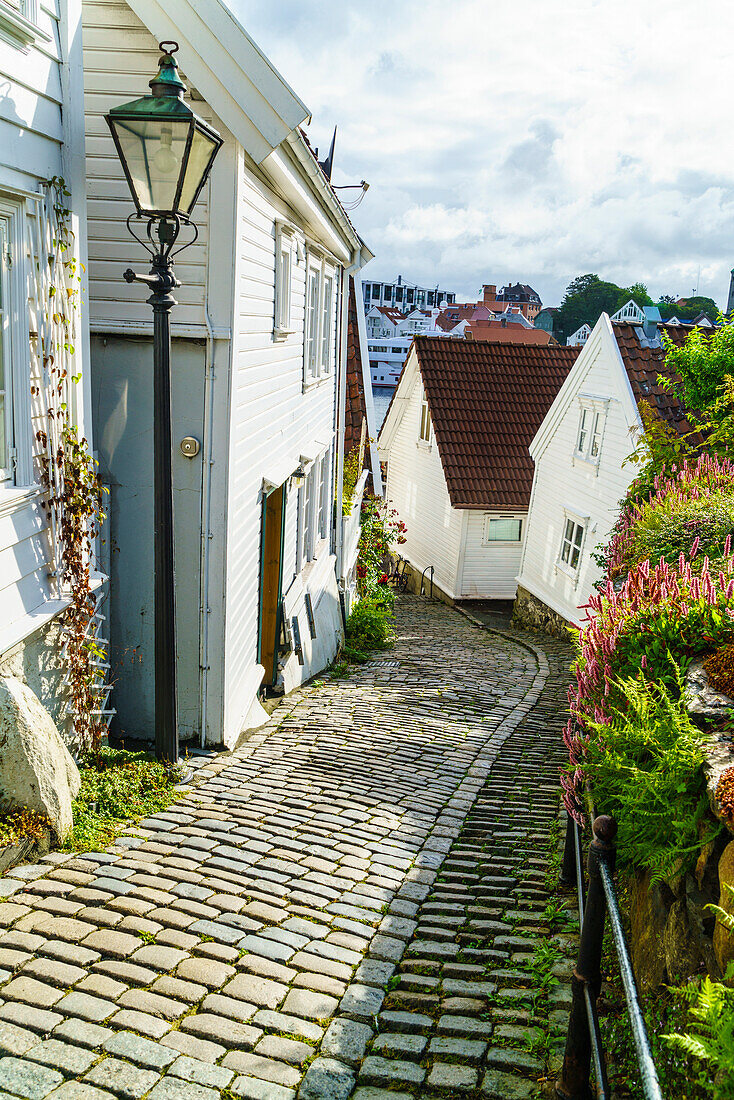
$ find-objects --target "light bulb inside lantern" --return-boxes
[153,129,177,174]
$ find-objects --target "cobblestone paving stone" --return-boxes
[0,597,571,1099]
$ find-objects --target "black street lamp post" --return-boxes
[105,43,223,762]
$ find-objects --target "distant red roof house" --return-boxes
[613,321,699,437]
[466,319,552,344]
[383,337,580,510]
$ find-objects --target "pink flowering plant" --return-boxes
[564,456,732,877]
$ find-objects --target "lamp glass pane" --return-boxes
[179,128,219,213]
[111,117,190,212]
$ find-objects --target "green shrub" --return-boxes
[620,491,734,575]
[346,598,395,652]
[664,972,734,1100]
[579,673,720,881]
[64,747,183,852]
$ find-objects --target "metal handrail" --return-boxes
[420,564,434,598]
[556,811,664,1100]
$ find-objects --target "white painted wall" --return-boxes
[459,512,526,599]
[0,0,91,660]
[382,361,463,598]
[82,0,213,334]
[221,150,342,742]
[518,317,641,623]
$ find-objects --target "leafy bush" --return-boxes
[664,972,734,1100]
[574,674,719,881]
[346,598,395,652]
[64,747,183,852]
[341,448,362,516]
[356,495,406,601]
[663,321,734,412]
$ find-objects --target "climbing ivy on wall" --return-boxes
[31,177,109,755]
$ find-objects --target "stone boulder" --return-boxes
[685,661,734,728]
[714,839,734,976]
[0,676,81,840]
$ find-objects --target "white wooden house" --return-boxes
[516,313,695,632]
[83,0,371,749]
[378,337,578,601]
[0,0,95,738]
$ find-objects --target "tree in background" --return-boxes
[556,274,652,341]
[556,274,719,341]
[657,295,719,324]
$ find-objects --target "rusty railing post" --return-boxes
[556,815,617,1100]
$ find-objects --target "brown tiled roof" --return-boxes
[612,322,698,436]
[466,320,551,344]
[345,280,368,462]
[412,337,580,509]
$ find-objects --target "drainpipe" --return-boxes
[199,178,217,749]
[335,251,364,583]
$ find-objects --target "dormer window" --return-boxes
[574,397,608,465]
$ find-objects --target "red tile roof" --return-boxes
[612,322,698,437]
[411,337,580,510]
[466,320,551,344]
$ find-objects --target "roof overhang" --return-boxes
[124,0,310,164]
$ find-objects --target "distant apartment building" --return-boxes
[362,275,456,311]
[481,282,542,320]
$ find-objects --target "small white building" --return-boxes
[378,337,578,601]
[0,0,97,739]
[83,0,371,748]
[516,313,694,632]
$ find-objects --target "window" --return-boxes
[273,223,294,339]
[406,289,414,304]
[371,284,380,299]
[321,274,333,373]
[0,0,41,50]
[305,265,320,382]
[318,452,330,540]
[395,287,403,302]
[419,399,431,443]
[0,222,11,482]
[300,467,314,566]
[304,254,336,386]
[575,399,607,463]
[485,516,522,542]
[560,517,585,571]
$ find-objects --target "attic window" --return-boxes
[419,399,431,443]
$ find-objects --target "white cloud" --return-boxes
[231,0,734,306]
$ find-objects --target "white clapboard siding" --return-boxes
[459,512,526,599]
[384,373,463,599]
[82,0,212,332]
[0,0,84,651]
[222,154,339,735]
[519,330,639,623]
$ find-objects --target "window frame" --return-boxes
[557,510,588,578]
[0,196,32,490]
[303,250,336,388]
[574,395,608,466]
[418,397,432,445]
[273,221,296,341]
[0,0,46,50]
[483,514,523,545]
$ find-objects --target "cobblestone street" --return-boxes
[0,597,571,1100]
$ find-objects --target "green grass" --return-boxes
[63,746,184,853]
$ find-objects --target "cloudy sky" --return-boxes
[233,0,734,308]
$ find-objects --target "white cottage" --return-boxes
[515,313,695,633]
[378,337,578,601]
[0,0,96,734]
[83,0,371,748]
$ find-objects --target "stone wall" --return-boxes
[512,584,571,638]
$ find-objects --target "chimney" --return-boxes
[482,284,496,305]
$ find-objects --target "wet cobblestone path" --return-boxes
[0,597,571,1100]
